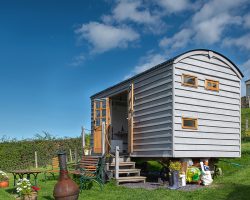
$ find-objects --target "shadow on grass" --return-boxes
[42,196,54,200]
[226,184,250,200]
[5,187,16,194]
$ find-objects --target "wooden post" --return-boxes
[81,126,85,154]
[102,122,106,156]
[69,149,73,163]
[75,148,78,164]
[246,119,249,131]
[115,146,119,180]
[35,151,38,168]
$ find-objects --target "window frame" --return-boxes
[94,100,107,127]
[205,79,219,91]
[182,117,198,130]
[181,74,198,88]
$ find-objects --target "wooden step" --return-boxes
[111,169,140,174]
[109,162,135,167]
[116,176,146,183]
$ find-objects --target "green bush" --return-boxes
[0,134,89,171]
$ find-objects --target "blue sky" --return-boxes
[0,0,250,139]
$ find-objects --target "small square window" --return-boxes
[205,80,219,91]
[182,118,198,129]
[182,74,198,88]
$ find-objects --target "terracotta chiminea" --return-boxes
[53,150,79,200]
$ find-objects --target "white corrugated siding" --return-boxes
[91,64,173,157]
[173,53,241,158]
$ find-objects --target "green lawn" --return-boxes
[1,141,250,200]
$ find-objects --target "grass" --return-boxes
[1,108,250,199]
[0,141,250,200]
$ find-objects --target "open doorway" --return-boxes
[110,91,128,154]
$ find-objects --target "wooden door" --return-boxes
[93,98,110,154]
[128,83,134,153]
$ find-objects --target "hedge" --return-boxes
[0,135,89,171]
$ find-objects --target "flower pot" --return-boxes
[16,192,38,200]
[0,180,9,188]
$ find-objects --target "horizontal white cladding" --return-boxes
[175,117,239,129]
[134,127,172,135]
[181,57,236,76]
[134,103,172,114]
[189,55,231,69]
[135,82,172,99]
[134,147,172,152]
[175,131,240,140]
[175,89,239,105]
[134,133,172,140]
[175,137,240,146]
[174,151,240,158]
[134,76,172,97]
[134,112,171,123]
[175,70,240,88]
[134,130,172,139]
[175,82,240,99]
[135,120,172,130]
[134,67,172,90]
[131,150,172,157]
[175,96,239,111]
[176,62,239,82]
[134,137,172,144]
[175,110,240,123]
[134,114,172,124]
[175,103,240,117]
[175,75,240,93]
[134,117,172,128]
[134,107,171,118]
[134,91,172,106]
[175,144,240,151]
[174,124,239,134]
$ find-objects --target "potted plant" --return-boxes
[16,178,40,200]
[0,170,9,188]
[168,160,181,189]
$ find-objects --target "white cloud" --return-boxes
[157,0,193,13]
[223,34,250,50]
[159,0,246,49]
[124,52,166,79]
[191,0,244,43]
[194,14,242,44]
[243,14,250,29]
[75,22,139,53]
[69,54,85,66]
[159,28,193,49]
[102,0,166,34]
[112,0,156,24]
[243,59,250,78]
[240,59,250,96]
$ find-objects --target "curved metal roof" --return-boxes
[173,49,244,78]
[91,49,243,98]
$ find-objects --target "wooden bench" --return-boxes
[70,156,104,190]
[44,157,60,180]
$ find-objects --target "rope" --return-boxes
[82,128,91,132]
[218,159,245,167]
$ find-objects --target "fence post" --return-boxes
[69,149,73,162]
[102,122,106,157]
[115,146,119,181]
[75,148,78,164]
[35,151,38,168]
[82,127,85,155]
[246,119,249,131]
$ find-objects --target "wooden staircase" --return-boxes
[106,156,146,184]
